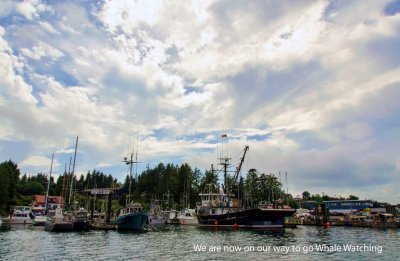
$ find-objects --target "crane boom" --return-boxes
[234,145,249,182]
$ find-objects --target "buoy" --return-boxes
[326,222,330,228]
[233,223,238,230]
[214,220,218,226]
[182,219,186,225]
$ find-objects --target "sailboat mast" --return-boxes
[45,153,54,212]
[69,136,79,205]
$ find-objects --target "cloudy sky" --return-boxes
[1,0,399,203]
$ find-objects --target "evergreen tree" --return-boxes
[0,160,20,214]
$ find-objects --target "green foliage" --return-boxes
[302,191,311,200]
[136,163,204,209]
[347,195,359,200]
[242,169,285,208]
[0,160,20,214]
[22,181,45,195]
[15,195,34,206]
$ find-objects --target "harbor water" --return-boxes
[0,224,398,260]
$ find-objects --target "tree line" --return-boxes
[1,159,299,214]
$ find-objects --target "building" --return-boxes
[301,200,377,214]
[323,200,373,214]
[31,195,65,215]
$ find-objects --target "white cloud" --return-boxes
[20,155,57,168]
[1,1,400,204]
[14,0,50,20]
[98,0,164,34]
[20,41,64,60]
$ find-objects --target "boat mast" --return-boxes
[123,137,139,205]
[45,153,54,213]
[123,153,134,205]
[68,136,79,206]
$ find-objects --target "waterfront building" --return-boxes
[32,195,64,215]
[301,200,378,214]
[323,200,373,214]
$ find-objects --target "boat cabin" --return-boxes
[199,193,233,208]
[119,203,143,216]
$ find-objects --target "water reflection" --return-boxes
[0,224,398,260]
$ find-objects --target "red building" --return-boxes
[31,195,65,215]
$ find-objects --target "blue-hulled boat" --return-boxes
[112,203,148,230]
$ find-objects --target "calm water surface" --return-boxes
[0,224,398,260]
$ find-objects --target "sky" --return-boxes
[0,0,400,204]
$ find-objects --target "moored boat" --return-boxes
[45,206,73,232]
[72,208,91,231]
[1,206,33,225]
[178,208,198,225]
[33,215,48,226]
[197,145,295,229]
[148,200,166,226]
[197,191,295,229]
[162,210,180,225]
[111,203,148,230]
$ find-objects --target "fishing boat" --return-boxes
[111,150,148,230]
[197,189,295,229]
[178,208,198,225]
[162,210,180,224]
[72,208,91,231]
[148,200,167,226]
[196,145,295,229]
[111,203,148,230]
[1,206,33,225]
[44,205,73,232]
[91,212,116,230]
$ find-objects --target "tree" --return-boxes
[244,169,259,208]
[22,181,45,195]
[199,169,219,194]
[347,195,359,200]
[302,191,311,200]
[0,160,20,214]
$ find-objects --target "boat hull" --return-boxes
[2,218,32,225]
[197,208,295,229]
[148,215,166,225]
[112,212,148,230]
[45,221,74,232]
[179,217,198,225]
[33,216,48,226]
[72,220,91,231]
